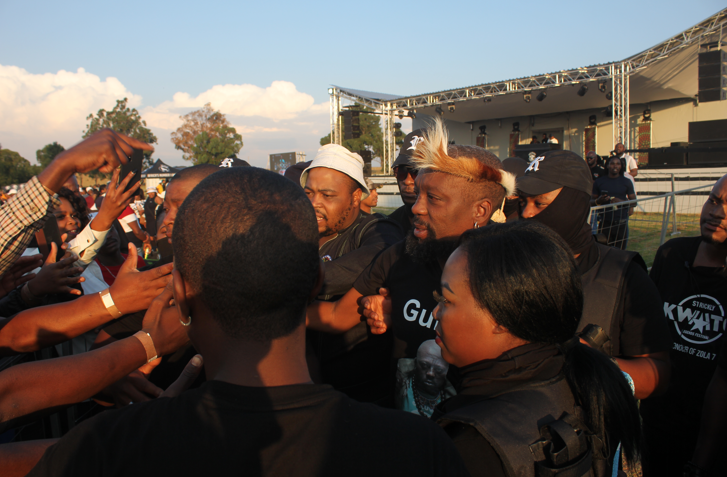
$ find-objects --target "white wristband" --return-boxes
[99,289,123,318]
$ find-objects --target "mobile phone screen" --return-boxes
[119,149,144,193]
[36,217,63,261]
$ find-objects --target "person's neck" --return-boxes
[694,239,727,268]
[96,249,126,267]
[608,172,619,179]
[360,204,372,214]
[196,324,312,388]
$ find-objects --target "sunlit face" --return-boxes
[361,188,379,209]
[615,143,626,155]
[414,340,449,397]
[411,172,478,242]
[161,179,197,244]
[433,248,501,367]
[53,197,81,241]
[518,187,563,219]
[700,178,727,246]
[586,153,598,167]
[304,167,361,237]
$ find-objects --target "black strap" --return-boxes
[530,412,593,477]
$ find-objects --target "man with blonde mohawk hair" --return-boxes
[306,118,514,414]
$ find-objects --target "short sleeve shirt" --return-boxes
[117,206,139,234]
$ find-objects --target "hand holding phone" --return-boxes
[119,149,144,193]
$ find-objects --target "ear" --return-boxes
[473,197,494,227]
[352,188,363,207]
[309,259,325,303]
[172,268,192,322]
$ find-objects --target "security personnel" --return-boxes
[517,150,671,400]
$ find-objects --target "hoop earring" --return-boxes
[474,221,479,229]
[179,315,192,327]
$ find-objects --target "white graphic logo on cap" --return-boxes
[220,158,234,168]
[159,165,169,172]
[525,156,545,173]
[408,136,424,151]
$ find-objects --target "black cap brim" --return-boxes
[517,175,563,196]
[392,153,412,169]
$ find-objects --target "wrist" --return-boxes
[37,155,75,193]
[99,289,123,318]
[133,331,158,363]
[21,283,44,306]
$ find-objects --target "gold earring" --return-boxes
[179,315,192,327]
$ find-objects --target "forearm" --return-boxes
[0,337,147,424]
[615,353,670,399]
[0,439,58,477]
[69,222,109,266]
[691,367,727,470]
[306,291,362,333]
[0,293,113,355]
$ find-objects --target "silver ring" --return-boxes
[128,401,134,405]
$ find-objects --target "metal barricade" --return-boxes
[589,184,712,268]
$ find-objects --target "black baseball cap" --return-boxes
[517,150,593,196]
[219,157,250,168]
[392,129,425,168]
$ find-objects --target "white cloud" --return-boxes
[0,64,330,169]
[0,64,141,143]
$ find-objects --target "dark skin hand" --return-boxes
[37,129,154,194]
[0,283,189,428]
[0,245,173,356]
[0,254,43,299]
[0,354,202,477]
[91,168,141,232]
[26,243,84,297]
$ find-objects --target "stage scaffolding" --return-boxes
[329,8,726,175]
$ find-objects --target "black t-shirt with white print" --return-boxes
[641,236,727,434]
[354,241,456,415]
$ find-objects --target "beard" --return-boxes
[405,220,459,264]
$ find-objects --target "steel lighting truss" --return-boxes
[329,9,727,173]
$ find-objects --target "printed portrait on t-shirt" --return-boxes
[395,340,456,418]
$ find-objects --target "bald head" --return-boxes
[162,165,223,243]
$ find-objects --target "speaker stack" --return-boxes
[698,49,727,103]
[688,119,727,165]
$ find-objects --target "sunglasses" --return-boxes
[394,166,418,182]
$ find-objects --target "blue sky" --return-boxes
[1,0,724,168]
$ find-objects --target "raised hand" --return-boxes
[91,168,142,232]
[360,287,392,335]
[0,254,43,299]
[38,129,154,193]
[26,243,84,297]
[160,355,203,398]
[108,244,173,315]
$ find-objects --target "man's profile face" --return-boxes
[700,177,727,246]
[586,153,598,167]
[304,167,361,237]
[607,157,622,176]
[410,172,480,243]
[361,188,378,209]
[615,143,626,155]
[161,179,198,244]
[518,188,563,219]
[414,343,449,398]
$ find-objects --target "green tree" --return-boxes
[0,148,41,187]
[36,142,65,169]
[319,104,404,161]
[83,98,158,176]
[189,126,243,165]
[171,103,243,163]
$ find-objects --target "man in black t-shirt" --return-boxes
[586,151,606,233]
[387,129,425,235]
[641,175,727,476]
[306,119,515,413]
[300,145,403,402]
[28,167,467,477]
[592,155,635,250]
[517,150,670,400]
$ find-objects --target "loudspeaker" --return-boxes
[689,140,727,165]
[698,50,726,103]
[689,119,727,143]
[650,149,687,166]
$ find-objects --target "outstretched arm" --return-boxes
[306,287,365,334]
[0,283,187,427]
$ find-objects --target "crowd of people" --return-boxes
[0,121,724,477]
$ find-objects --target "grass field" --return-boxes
[625,212,700,268]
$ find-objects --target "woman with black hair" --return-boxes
[432,221,643,477]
